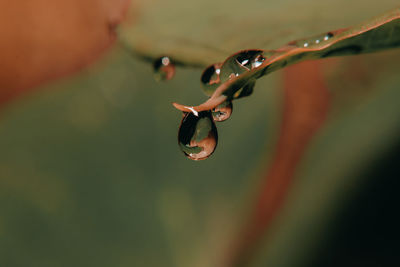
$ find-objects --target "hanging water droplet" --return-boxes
[201,63,222,96]
[178,111,218,161]
[153,56,175,81]
[212,101,233,122]
[303,42,309,47]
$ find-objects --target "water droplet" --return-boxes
[235,50,266,70]
[212,101,233,122]
[324,32,333,41]
[201,63,222,96]
[153,56,175,81]
[219,50,265,81]
[216,49,265,96]
[294,31,335,48]
[178,111,218,160]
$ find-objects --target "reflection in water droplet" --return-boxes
[178,111,218,160]
[153,56,175,81]
[235,50,266,70]
[233,80,255,98]
[214,49,265,99]
[212,101,233,122]
[252,54,265,68]
[201,63,222,96]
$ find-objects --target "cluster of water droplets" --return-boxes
[294,32,334,48]
[151,32,337,160]
[177,49,268,160]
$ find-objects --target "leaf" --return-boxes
[171,7,400,113]
[119,0,399,66]
[120,3,400,266]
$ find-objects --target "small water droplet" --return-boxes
[212,101,233,122]
[178,111,218,160]
[324,32,333,41]
[201,63,222,96]
[153,56,175,81]
[219,50,265,81]
[303,42,309,47]
[315,39,320,44]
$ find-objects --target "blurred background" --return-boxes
[0,1,400,267]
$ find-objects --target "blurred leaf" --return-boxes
[120,0,399,65]
[0,0,130,103]
[249,49,400,267]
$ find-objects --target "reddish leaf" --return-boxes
[0,0,131,105]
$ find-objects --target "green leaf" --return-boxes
[119,0,399,66]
